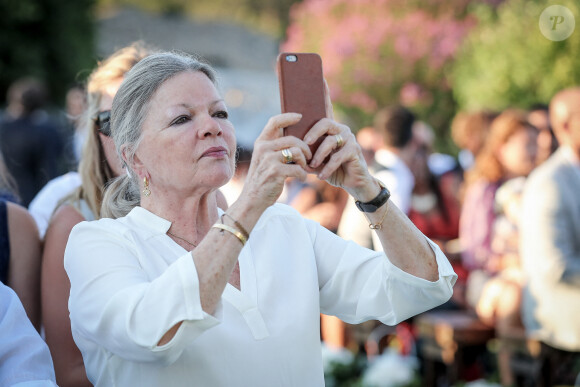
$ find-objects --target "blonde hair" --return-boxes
[101,51,217,219]
[66,42,155,218]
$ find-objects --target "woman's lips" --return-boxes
[201,146,227,158]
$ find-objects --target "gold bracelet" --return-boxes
[212,223,247,246]
[365,201,390,230]
[221,213,249,241]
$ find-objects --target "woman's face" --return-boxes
[99,78,125,176]
[135,71,236,197]
[498,126,538,177]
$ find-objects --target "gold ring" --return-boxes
[281,148,293,164]
[335,134,344,148]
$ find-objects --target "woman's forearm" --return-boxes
[347,178,439,282]
[367,200,439,281]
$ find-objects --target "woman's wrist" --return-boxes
[347,177,383,203]
[226,194,266,235]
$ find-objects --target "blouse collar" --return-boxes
[126,206,172,236]
[125,205,225,238]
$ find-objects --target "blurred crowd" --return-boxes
[1,42,579,386]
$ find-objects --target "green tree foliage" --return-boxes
[0,0,96,106]
[451,0,580,111]
[281,0,477,153]
[97,0,299,38]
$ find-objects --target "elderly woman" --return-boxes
[65,52,456,386]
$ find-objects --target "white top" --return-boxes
[65,204,456,387]
[28,172,82,238]
[0,282,57,387]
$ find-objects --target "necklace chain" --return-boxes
[167,231,197,247]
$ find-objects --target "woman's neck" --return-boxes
[143,190,219,244]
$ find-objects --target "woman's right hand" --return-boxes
[237,113,312,212]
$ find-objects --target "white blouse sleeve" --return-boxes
[0,283,58,386]
[308,219,457,325]
[64,220,221,365]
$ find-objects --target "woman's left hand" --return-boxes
[303,82,379,202]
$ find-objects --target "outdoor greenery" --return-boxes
[281,0,579,152]
[451,0,580,111]
[96,0,300,38]
[280,0,480,153]
[2,0,578,148]
[0,0,96,106]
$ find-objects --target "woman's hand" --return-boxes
[303,81,380,203]
[238,113,313,212]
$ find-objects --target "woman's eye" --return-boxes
[213,110,229,119]
[171,116,190,125]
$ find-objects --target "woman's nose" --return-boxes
[199,114,222,138]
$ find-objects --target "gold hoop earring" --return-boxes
[142,177,151,197]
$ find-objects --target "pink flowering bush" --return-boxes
[281,0,479,151]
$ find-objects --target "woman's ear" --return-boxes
[121,144,145,178]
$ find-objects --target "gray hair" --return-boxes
[101,51,217,219]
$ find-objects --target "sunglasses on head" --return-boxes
[94,110,111,137]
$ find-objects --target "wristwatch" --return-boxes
[355,180,391,213]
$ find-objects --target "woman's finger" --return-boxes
[257,113,302,142]
[276,146,310,170]
[253,134,313,164]
[303,118,345,150]
[308,131,347,169]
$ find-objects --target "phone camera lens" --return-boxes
[285,55,297,62]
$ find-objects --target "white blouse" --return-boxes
[65,204,456,386]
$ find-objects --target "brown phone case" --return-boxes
[277,53,327,155]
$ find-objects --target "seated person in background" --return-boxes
[461,110,538,387]
[64,51,456,386]
[460,109,537,287]
[408,122,461,253]
[0,150,42,330]
[0,281,57,386]
[408,122,463,308]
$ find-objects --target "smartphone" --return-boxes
[277,52,327,155]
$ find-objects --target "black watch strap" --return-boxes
[355,180,391,213]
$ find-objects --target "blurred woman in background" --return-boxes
[459,109,538,386]
[41,42,154,387]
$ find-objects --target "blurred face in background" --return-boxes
[528,108,556,165]
[66,87,86,125]
[355,127,380,166]
[497,125,538,178]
